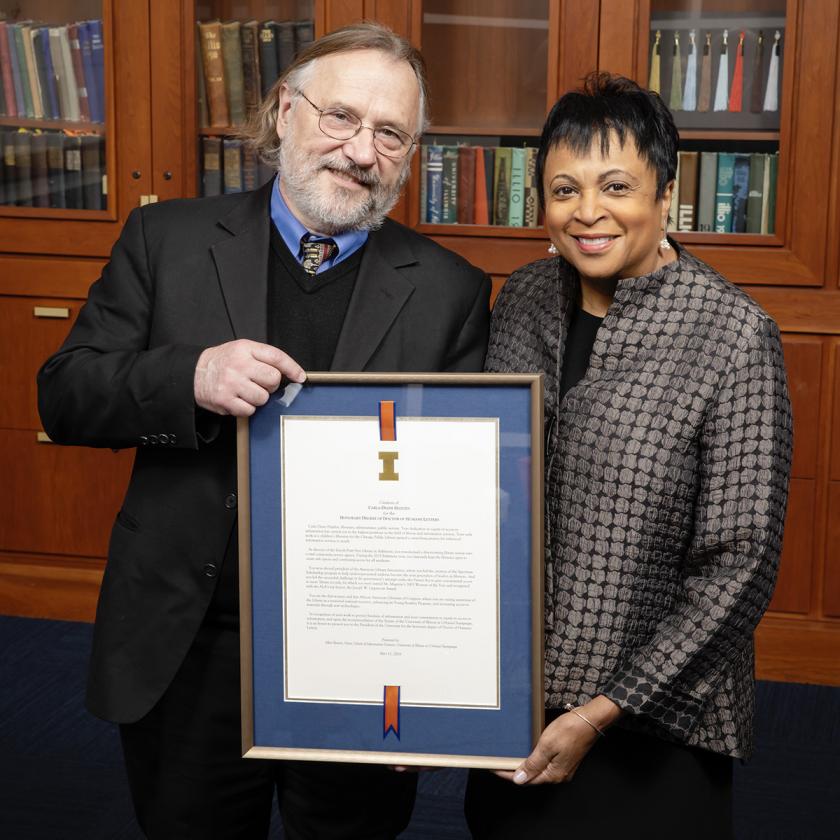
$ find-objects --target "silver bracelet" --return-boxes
[564,703,606,737]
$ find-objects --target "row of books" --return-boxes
[0,129,105,209]
[0,19,105,123]
[200,136,273,197]
[198,19,314,129]
[420,145,542,227]
[670,150,778,234]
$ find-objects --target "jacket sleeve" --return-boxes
[599,316,793,739]
[37,206,206,450]
[443,268,491,372]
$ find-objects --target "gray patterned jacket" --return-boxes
[486,247,792,758]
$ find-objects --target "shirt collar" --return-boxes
[269,175,368,270]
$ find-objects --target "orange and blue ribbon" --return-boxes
[383,685,400,739]
[379,400,396,441]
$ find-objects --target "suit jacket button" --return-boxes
[203,563,218,578]
[224,493,237,510]
[158,433,170,445]
[139,436,148,446]
[169,433,177,445]
[148,434,159,445]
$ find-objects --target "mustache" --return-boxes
[318,157,380,188]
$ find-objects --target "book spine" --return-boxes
[419,145,427,223]
[766,152,778,235]
[508,147,525,226]
[677,150,699,231]
[195,25,208,128]
[258,23,279,97]
[202,136,222,197]
[276,22,296,73]
[668,152,681,231]
[12,25,34,118]
[31,28,53,119]
[7,26,25,117]
[697,151,717,231]
[0,137,5,203]
[14,130,33,206]
[30,131,49,207]
[731,153,750,233]
[0,23,16,117]
[57,26,81,122]
[222,137,243,193]
[63,134,83,208]
[242,145,259,191]
[493,148,512,227]
[78,22,101,123]
[483,148,494,223]
[81,134,103,209]
[68,24,90,121]
[35,28,60,120]
[295,21,315,54]
[456,146,476,224]
[48,29,68,119]
[714,153,735,233]
[425,145,443,223]
[473,147,489,226]
[23,25,45,119]
[221,22,245,126]
[746,153,766,234]
[199,22,229,127]
[3,130,18,204]
[523,147,539,227]
[240,22,261,115]
[88,19,105,119]
[441,146,459,224]
[46,131,66,207]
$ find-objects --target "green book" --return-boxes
[13,25,35,119]
[765,153,778,234]
[697,151,718,232]
[507,147,525,226]
[714,153,735,233]
[746,153,766,234]
[524,147,539,227]
[493,148,512,226]
[221,21,246,126]
[441,146,458,224]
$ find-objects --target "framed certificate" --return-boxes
[237,372,543,769]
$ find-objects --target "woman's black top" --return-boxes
[558,306,603,401]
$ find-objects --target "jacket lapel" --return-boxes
[210,181,274,343]
[331,221,417,371]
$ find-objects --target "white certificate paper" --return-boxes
[281,415,500,709]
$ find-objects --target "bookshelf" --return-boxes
[0,0,838,687]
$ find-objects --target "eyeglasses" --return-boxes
[294,89,416,159]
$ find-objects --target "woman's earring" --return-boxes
[660,223,671,250]
[547,242,558,255]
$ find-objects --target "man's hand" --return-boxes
[194,340,306,416]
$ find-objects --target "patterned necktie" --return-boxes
[300,236,337,275]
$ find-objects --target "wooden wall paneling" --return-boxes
[768,477,814,613]
[0,553,104,622]
[744,288,840,335]
[151,1,190,201]
[832,339,840,480]
[599,0,646,79]
[363,0,412,36]
[781,335,823,478]
[323,0,365,31]
[824,482,840,617]
[428,233,549,278]
[755,615,840,684]
[0,430,133,559]
[0,258,106,299]
[555,0,600,94]
[0,298,87,431]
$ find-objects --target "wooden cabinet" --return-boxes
[1,0,838,683]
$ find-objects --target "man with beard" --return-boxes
[37,22,489,840]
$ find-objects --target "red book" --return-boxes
[457,146,476,224]
[474,147,489,225]
[68,23,91,121]
[0,22,17,117]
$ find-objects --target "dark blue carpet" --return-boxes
[0,616,838,839]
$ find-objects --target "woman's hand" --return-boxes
[497,695,623,785]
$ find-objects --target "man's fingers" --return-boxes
[251,343,306,383]
[250,360,285,394]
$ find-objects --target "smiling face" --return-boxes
[275,49,420,234]
[543,132,673,285]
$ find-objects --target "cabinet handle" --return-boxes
[36,432,53,444]
[139,195,159,206]
[33,306,70,319]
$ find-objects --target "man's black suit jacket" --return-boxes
[38,181,490,723]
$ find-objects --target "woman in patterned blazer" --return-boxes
[466,73,792,839]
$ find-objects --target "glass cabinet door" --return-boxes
[647,1,786,240]
[193,0,315,198]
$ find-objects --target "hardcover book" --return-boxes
[697,151,717,232]
[221,22,246,126]
[199,21,230,127]
[457,146,476,225]
[223,137,244,193]
[766,153,778,234]
[57,25,81,121]
[32,27,57,120]
[714,152,735,233]
[240,21,261,114]
[523,147,539,228]
[746,153,767,234]
[202,135,222,197]
[14,130,33,206]
[508,147,525,227]
[68,23,91,121]
[81,134,103,209]
[275,21,296,73]
[441,146,459,224]
[258,22,279,97]
[63,133,83,208]
[78,22,102,123]
[419,145,427,223]
[30,131,49,207]
[46,131,66,207]
[3,130,17,205]
[474,147,489,226]
[668,152,680,231]
[425,145,443,223]
[8,25,26,118]
[493,148,512,227]
[12,24,34,118]
[730,153,751,233]
[0,22,16,117]
[677,151,699,231]
[21,24,44,119]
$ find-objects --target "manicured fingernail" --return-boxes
[513,770,528,785]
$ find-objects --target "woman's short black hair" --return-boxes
[536,72,679,207]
